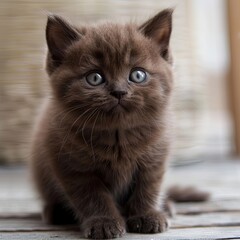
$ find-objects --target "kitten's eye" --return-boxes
[129,69,147,83]
[86,72,105,86]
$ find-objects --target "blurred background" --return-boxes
[0,0,239,165]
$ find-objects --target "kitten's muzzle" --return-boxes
[110,90,127,100]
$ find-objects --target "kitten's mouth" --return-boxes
[105,98,132,114]
[115,102,124,108]
[112,100,127,111]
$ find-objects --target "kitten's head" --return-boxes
[46,10,173,127]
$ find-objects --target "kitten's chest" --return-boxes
[97,159,137,202]
[87,125,157,162]
[68,124,158,193]
[79,126,154,197]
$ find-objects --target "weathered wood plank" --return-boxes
[0,219,77,232]
[172,212,240,228]
[0,218,76,232]
[0,199,40,215]
[176,199,240,214]
[1,212,240,232]
[165,160,240,200]
[0,227,240,240]
[0,161,239,239]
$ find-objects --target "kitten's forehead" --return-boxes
[71,23,159,75]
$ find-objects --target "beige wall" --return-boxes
[228,0,240,156]
[0,0,231,163]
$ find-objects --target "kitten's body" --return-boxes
[31,11,174,239]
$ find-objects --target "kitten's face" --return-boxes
[46,10,173,126]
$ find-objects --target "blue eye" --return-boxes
[129,69,147,83]
[86,72,105,86]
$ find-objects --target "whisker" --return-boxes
[81,108,99,146]
[90,109,101,161]
[56,103,94,128]
[57,107,94,161]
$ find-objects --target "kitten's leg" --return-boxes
[43,202,77,225]
[35,177,77,225]
[126,162,169,234]
[32,157,77,225]
[162,199,176,217]
[54,171,125,239]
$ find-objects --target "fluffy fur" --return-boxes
[31,9,174,239]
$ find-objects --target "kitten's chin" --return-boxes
[102,102,128,117]
[111,103,126,113]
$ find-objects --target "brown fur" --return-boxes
[167,185,210,203]
[31,9,174,239]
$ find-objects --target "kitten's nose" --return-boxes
[110,90,127,100]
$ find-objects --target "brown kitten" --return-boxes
[31,9,173,239]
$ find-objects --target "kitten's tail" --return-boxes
[166,185,210,202]
[163,185,210,217]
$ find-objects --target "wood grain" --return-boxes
[0,160,239,239]
[0,227,240,240]
[1,211,240,232]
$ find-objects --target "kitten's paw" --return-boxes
[127,211,169,233]
[82,216,126,239]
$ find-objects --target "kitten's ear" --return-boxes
[139,9,173,62]
[46,14,80,64]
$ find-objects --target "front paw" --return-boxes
[127,211,169,233]
[82,216,126,239]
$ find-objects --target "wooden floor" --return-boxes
[0,159,240,240]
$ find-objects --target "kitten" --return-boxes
[31,9,174,239]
